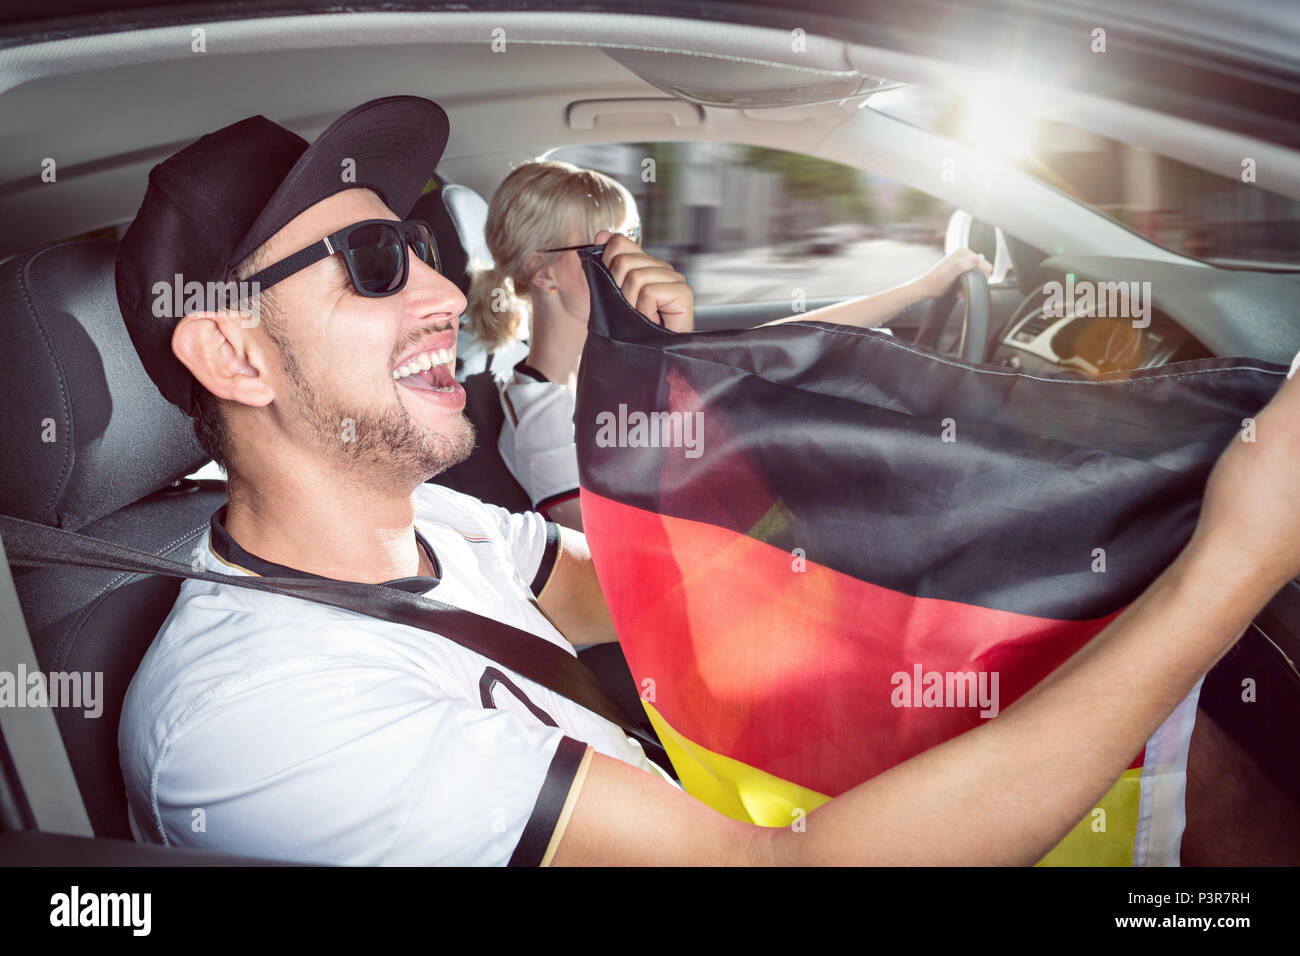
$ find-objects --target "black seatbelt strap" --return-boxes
[0,514,669,769]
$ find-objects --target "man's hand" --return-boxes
[595,230,694,333]
[917,246,992,300]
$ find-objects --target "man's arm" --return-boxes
[552,542,1270,864]
[554,531,1284,864]
[541,497,583,533]
[536,526,616,644]
[549,358,1300,865]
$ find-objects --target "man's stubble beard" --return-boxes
[275,331,475,493]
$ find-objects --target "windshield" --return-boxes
[547,141,953,310]
[869,85,1300,270]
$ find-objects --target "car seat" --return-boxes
[0,238,225,838]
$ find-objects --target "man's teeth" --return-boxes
[393,347,455,381]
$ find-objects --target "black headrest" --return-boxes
[410,182,492,296]
[0,239,208,531]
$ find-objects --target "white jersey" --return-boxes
[497,361,581,513]
[118,483,671,866]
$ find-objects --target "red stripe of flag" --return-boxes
[582,488,1139,797]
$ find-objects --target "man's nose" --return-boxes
[408,247,467,325]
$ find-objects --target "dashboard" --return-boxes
[986,255,1300,376]
[990,281,1206,376]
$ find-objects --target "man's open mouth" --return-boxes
[393,347,457,393]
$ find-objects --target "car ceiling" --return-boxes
[0,34,863,255]
[4,0,1299,147]
[2,2,1300,264]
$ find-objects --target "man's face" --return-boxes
[246,188,474,490]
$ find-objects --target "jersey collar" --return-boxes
[513,359,550,383]
[208,505,441,594]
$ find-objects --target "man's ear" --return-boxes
[171,310,276,407]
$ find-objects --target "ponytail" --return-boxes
[466,265,530,353]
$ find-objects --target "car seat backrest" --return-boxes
[0,240,208,531]
[410,182,491,298]
[0,238,226,838]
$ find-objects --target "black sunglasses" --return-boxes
[540,226,642,254]
[245,218,441,298]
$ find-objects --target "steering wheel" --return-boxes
[913,269,991,363]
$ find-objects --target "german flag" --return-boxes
[573,248,1286,865]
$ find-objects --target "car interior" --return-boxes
[1,4,1299,863]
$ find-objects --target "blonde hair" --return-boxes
[467,159,639,352]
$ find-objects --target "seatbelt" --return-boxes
[0,514,670,770]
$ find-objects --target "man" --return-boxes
[116,96,1300,866]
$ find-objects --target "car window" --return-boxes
[546,142,954,306]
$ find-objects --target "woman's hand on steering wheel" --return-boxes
[913,248,995,363]
[918,247,992,299]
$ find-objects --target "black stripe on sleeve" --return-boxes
[508,736,588,867]
[528,521,562,596]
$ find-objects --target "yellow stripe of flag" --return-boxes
[643,701,1143,865]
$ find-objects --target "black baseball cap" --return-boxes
[115,95,449,416]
